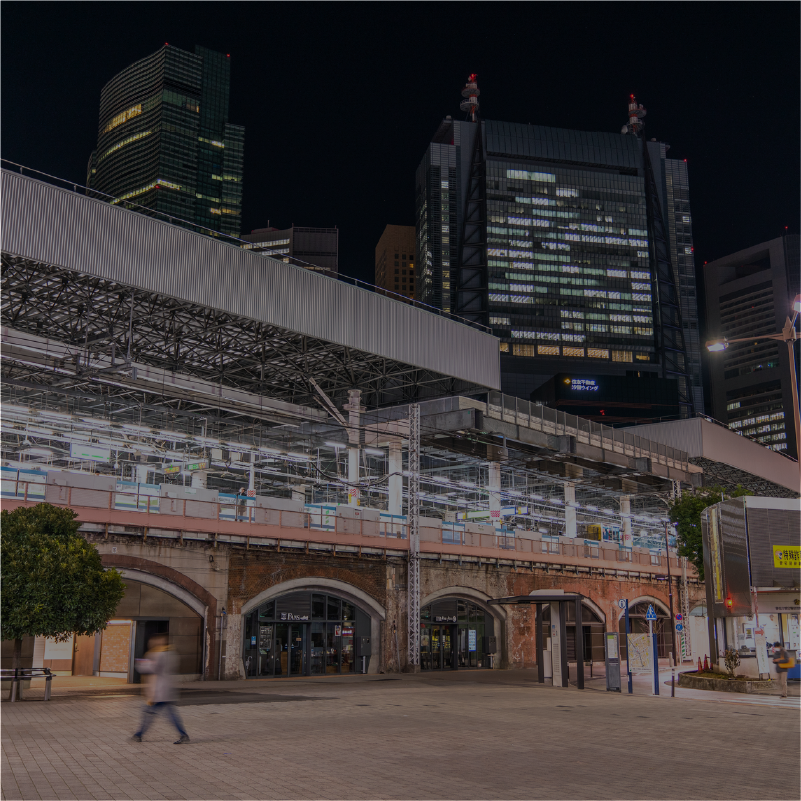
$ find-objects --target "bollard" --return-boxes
[44,670,52,701]
[703,654,709,671]
[697,657,702,672]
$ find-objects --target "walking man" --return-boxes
[131,633,190,744]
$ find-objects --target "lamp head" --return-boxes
[793,294,801,314]
[705,339,728,352]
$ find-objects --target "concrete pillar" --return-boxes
[248,455,255,494]
[191,470,207,489]
[344,389,362,506]
[291,484,307,503]
[135,464,149,485]
[620,495,632,548]
[488,462,502,522]
[388,440,403,516]
[564,482,577,538]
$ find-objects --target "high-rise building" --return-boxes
[87,44,244,237]
[415,78,703,416]
[704,235,800,458]
[375,225,416,300]
[240,225,338,275]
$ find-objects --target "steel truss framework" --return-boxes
[1,256,483,420]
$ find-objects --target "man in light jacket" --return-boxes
[131,634,190,744]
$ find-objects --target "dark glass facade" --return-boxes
[415,114,703,414]
[242,592,370,678]
[87,45,244,237]
[420,598,491,670]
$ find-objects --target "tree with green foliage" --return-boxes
[669,485,752,580]
[1,503,126,671]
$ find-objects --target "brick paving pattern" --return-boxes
[2,671,799,800]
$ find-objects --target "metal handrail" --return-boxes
[3,481,683,571]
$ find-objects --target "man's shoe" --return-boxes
[131,734,142,742]
[174,734,190,744]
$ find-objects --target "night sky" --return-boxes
[2,2,798,297]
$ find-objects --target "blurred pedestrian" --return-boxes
[131,633,190,744]
[772,641,790,698]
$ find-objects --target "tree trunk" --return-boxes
[8,638,22,701]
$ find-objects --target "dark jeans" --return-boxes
[135,702,187,737]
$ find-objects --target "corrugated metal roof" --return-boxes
[1,170,501,390]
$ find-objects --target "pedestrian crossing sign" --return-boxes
[645,604,657,621]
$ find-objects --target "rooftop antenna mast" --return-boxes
[460,74,480,122]
[621,94,646,136]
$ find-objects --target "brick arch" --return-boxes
[101,554,218,678]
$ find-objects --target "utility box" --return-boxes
[605,632,621,692]
[355,636,371,674]
[483,635,497,654]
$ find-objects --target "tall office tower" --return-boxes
[241,225,339,275]
[415,80,702,417]
[375,225,416,299]
[704,235,800,458]
[87,44,245,237]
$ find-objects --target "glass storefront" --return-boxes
[420,599,491,670]
[243,592,370,678]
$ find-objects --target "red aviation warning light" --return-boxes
[460,74,480,122]
[622,94,647,137]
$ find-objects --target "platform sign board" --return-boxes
[626,633,653,674]
[755,629,770,675]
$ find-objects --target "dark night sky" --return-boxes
[2,2,799,297]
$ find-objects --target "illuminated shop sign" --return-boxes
[279,612,310,621]
[566,378,598,391]
[435,615,457,623]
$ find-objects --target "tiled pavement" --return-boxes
[2,671,799,801]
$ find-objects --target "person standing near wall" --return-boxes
[772,641,791,698]
[131,634,190,744]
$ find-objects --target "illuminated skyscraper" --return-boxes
[87,44,244,237]
[416,82,702,417]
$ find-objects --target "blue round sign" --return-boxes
[675,623,684,632]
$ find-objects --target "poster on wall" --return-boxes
[468,629,477,652]
[754,629,770,674]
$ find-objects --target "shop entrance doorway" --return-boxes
[420,599,492,670]
[421,625,455,670]
[243,592,369,678]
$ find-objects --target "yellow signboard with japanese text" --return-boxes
[773,545,801,569]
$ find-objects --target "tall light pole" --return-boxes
[706,294,801,489]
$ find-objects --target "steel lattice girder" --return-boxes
[1,255,482,413]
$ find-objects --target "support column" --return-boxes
[248,456,255,494]
[407,403,421,671]
[135,464,150,485]
[191,470,208,489]
[344,389,362,506]
[488,462,502,523]
[291,484,307,503]
[564,483,577,538]
[620,495,632,548]
[388,439,403,516]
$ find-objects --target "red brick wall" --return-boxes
[226,550,388,616]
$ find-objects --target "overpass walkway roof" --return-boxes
[0,168,500,409]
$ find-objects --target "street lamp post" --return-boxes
[706,295,801,489]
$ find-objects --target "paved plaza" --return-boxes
[2,671,799,801]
